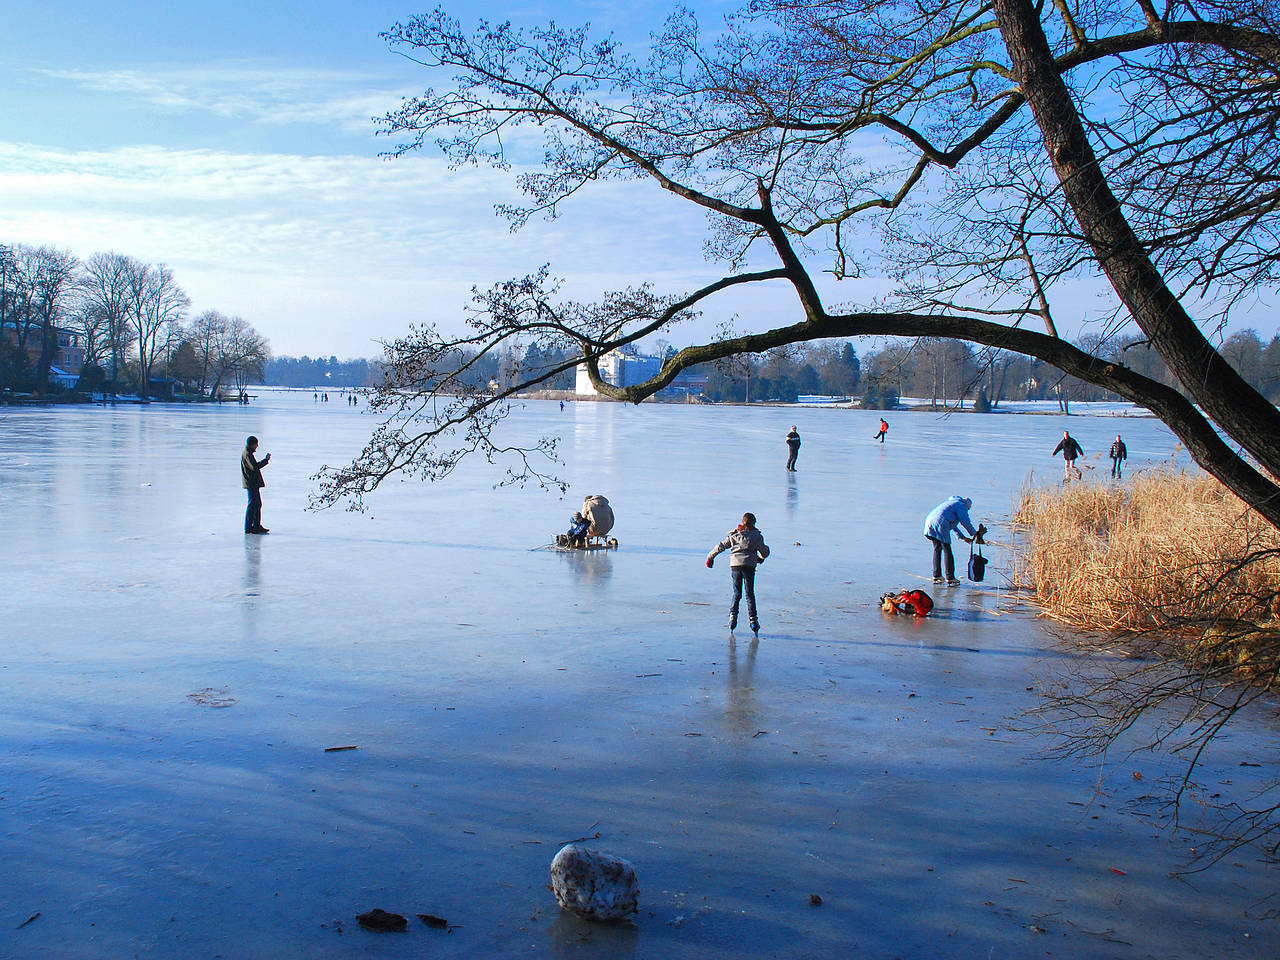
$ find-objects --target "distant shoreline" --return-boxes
[3,385,1156,418]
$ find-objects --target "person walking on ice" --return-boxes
[874,418,889,443]
[1052,430,1084,481]
[707,512,770,634]
[785,426,801,471]
[1109,435,1128,479]
[924,495,977,586]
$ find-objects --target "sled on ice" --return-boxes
[554,495,618,551]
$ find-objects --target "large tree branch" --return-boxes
[992,0,1280,478]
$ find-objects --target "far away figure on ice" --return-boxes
[707,512,770,634]
[241,435,271,534]
[874,418,889,443]
[785,427,801,471]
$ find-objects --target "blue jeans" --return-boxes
[730,565,758,626]
[928,536,954,580]
[245,487,262,532]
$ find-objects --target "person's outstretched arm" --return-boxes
[707,537,730,567]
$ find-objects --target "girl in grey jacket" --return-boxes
[706,512,770,634]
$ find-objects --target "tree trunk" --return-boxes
[992,0,1280,476]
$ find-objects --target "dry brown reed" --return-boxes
[1010,468,1280,678]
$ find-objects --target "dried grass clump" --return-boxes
[1010,469,1280,676]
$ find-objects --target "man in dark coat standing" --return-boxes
[785,426,801,471]
[241,435,271,534]
[1052,430,1084,481]
[1109,435,1128,479]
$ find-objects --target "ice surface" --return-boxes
[1,391,1276,959]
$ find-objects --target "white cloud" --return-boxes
[0,139,818,355]
[35,66,414,134]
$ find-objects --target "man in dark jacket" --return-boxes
[785,426,801,471]
[1052,430,1084,481]
[241,435,271,534]
[1109,435,1128,479]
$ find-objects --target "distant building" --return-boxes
[1,322,85,387]
[575,349,662,395]
[575,348,707,400]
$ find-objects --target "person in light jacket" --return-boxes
[924,495,977,585]
[707,512,770,634]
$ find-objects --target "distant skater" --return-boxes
[874,418,889,443]
[785,426,801,471]
[924,495,977,585]
[1052,430,1084,481]
[241,435,271,534]
[707,512,770,634]
[1109,435,1128,479]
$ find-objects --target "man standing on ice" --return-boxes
[241,435,271,534]
[784,426,801,471]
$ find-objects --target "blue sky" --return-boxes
[4,2,1272,359]
[2,0,775,358]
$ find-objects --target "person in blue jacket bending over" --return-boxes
[924,495,977,586]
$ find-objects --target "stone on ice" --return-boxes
[549,843,639,921]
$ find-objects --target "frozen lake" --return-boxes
[1,391,1276,959]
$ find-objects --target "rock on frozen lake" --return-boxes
[550,844,639,921]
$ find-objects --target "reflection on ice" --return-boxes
[1,390,1275,959]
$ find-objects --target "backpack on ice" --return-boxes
[882,589,933,617]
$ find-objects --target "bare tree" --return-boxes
[5,245,80,393]
[125,262,189,398]
[70,301,111,386]
[314,1,1280,530]
[0,244,30,390]
[186,309,224,395]
[204,314,270,398]
[83,252,139,390]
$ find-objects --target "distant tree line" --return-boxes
[856,330,1280,412]
[700,342,861,403]
[262,356,384,389]
[261,342,579,391]
[0,242,270,399]
[263,329,1280,408]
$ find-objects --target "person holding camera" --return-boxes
[241,435,272,534]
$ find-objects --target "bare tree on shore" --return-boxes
[2,244,80,393]
[315,0,1280,537]
[125,261,189,398]
[82,252,139,390]
[200,311,270,398]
